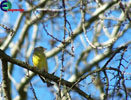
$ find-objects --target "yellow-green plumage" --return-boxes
[32,46,48,72]
[32,46,53,87]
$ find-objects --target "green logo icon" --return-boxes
[1,0,12,11]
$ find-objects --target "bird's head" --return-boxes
[34,46,46,52]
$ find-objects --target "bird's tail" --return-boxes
[39,75,53,87]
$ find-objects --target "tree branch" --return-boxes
[1,59,11,100]
[0,49,94,100]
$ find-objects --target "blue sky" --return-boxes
[0,0,131,100]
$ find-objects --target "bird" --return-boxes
[32,46,53,87]
[32,46,48,72]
